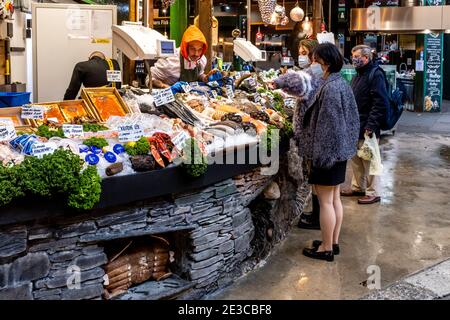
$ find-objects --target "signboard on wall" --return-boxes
[423,33,443,112]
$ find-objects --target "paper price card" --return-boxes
[107,70,122,82]
[172,130,190,151]
[32,142,57,158]
[62,124,84,139]
[190,82,199,87]
[182,84,192,93]
[226,85,235,99]
[254,93,262,104]
[211,90,218,99]
[118,124,144,143]
[0,119,16,142]
[284,98,297,108]
[21,106,45,120]
[153,88,175,107]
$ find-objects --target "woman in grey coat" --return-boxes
[279,43,359,261]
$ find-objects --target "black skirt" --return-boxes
[308,160,347,186]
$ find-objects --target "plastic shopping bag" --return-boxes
[357,133,383,176]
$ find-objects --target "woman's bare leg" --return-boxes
[315,185,336,252]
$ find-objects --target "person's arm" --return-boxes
[63,63,83,100]
[152,79,170,89]
[367,70,389,134]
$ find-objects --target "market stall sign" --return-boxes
[423,33,443,112]
[32,142,57,158]
[284,98,297,109]
[0,119,16,142]
[153,88,175,107]
[21,106,45,120]
[182,84,192,93]
[172,130,190,152]
[118,124,144,143]
[62,124,84,139]
[107,70,122,83]
[226,85,235,99]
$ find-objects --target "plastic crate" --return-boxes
[0,92,31,107]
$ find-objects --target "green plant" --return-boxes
[83,137,108,148]
[82,123,109,132]
[283,119,294,138]
[0,166,24,206]
[37,125,65,139]
[124,137,150,156]
[182,138,208,178]
[67,165,101,210]
[261,124,280,153]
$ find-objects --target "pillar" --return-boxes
[170,0,188,47]
[198,0,213,72]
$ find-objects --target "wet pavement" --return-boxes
[209,132,450,300]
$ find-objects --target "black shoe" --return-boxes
[297,214,320,230]
[302,247,334,262]
[312,240,340,255]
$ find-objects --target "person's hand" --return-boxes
[207,69,223,82]
[365,128,374,138]
[267,81,277,90]
[170,81,188,94]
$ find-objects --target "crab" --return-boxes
[147,132,174,168]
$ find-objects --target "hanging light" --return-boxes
[257,0,277,24]
[290,1,305,22]
[302,16,312,31]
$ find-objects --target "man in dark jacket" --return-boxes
[344,45,389,204]
[63,51,121,100]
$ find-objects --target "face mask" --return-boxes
[298,55,310,68]
[352,57,366,69]
[310,63,324,78]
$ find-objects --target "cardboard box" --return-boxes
[0,106,28,127]
[28,100,97,127]
[81,87,131,122]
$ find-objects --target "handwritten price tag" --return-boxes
[118,124,144,143]
[284,98,297,108]
[172,130,190,151]
[32,142,57,158]
[226,85,235,99]
[153,88,175,107]
[182,84,192,93]
[62,124,84,139]
[0,120,16,142]
[21,106,45,120]
[106,70,122,82]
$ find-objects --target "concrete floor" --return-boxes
[210,133,450,300]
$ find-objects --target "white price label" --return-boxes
[284,98,297,108]
[118,124,144,143]
[62,124,84,138]
[107,70,122,82]
[190,82,199,87]
[182,84,192,93]
[172,130,190,151]
[247,77,257,87]
[153,88,175,107]
[21,106,45,120]
[32,142,57,158]
[208,81,220,88]
[0,122,16,142]
[282,57,290,64]
[226,85,235,99]
[254,93,261,104]
[211,90,218,99]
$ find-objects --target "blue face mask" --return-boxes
[310,63,324,78]
[352,57,366,69]
[298,55,310,68]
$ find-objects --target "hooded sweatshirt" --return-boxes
[150,25,208,85]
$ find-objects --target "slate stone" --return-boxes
[218,240,234,254]
[61,283,103,300]
[193,235,231,253]
[0,283,32,300]
[231,219,254,239]
[193,207,224,223]
[191,203,214,214]
[29,228,53,241]
[0,228,27,259]
[36,294,61,300]
[174,192,214,206]
[56,222,97,239]
[191,232,219,246]
[223,199,239,214]
[215,184,238,199]
[234,232,253,253]
[9,252,50,284]
[109,222,147,233]
[194,273,220,288]
[190,254,224,270]
[232,208,251,229]
[96,209,147,227]
[82,246,104,256]
[190,249,218,262]
[37,267,105,289]
[49,250,82,263]
[33,288,62,299]
[150,215,185,226]
[190,224,222,240]
[29,237,78,253]
[73,253,107,271]
[190,262,223,280]
[172,206,191,216]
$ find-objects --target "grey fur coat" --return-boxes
[301,72,360,169]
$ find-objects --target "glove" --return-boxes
[170,81,189,94]
[208,70,223,82]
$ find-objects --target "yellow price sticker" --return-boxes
[91,39,111,44]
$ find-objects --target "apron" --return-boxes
[179,54,200,83]
[104,58,117,88]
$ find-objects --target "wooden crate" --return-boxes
[0,40,5,86]
[0,106,28,127]
[81,87,131,123]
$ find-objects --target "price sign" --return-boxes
[190,82,199,87]
[254,93,262,104]
[211,90,218,99]
[21,106,45,120]
[62,124,84,139]
[106,70,122,82]
[0,119,16,142]
[172,130,190,151]
[226,85,235,99]
[207,81,220,88]
[32,142,57,158]
[152,88,175,107]
[284,98,297,108]
[182,84,192,93]
[118,124,144,143]
[282,57,291,64]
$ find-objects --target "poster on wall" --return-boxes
[423,33,443,112]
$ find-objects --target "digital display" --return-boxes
[160,41,175,54]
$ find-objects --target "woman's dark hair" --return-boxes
[299,39,319,61]
[313,43,344,73]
